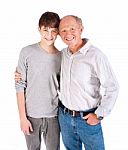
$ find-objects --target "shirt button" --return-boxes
[70,56,73,59]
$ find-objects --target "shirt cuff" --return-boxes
[95,105,111,117]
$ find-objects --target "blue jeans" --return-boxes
[59,107,105,150]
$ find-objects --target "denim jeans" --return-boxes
[59,107,105,150]
[25,116,60,150]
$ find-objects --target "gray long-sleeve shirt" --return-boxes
[15,43,61,118]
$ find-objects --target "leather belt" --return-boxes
[59,101,97,117]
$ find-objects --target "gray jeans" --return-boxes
[25,116,60,150]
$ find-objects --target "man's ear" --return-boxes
[81,25,84,32]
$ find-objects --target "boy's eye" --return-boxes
[53,30,58,33]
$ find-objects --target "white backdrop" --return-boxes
[0,0,128,149]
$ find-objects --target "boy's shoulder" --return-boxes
[20,43,38,54]
[22,43,37,51]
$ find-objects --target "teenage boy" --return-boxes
[15,12,61,150]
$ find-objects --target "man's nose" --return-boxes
[65,30,72,35]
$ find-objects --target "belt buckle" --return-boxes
[72,110,75,117]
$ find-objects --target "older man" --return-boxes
[58,15,119,150]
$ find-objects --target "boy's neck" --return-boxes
[39,41,59,54]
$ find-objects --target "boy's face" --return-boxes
[39,26,58,45]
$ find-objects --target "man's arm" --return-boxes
[15,71,22,82]
[95,53,119,117]
[83,52,119,125]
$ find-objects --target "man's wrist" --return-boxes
[97,115,104,121]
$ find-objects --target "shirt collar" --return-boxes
[67,38,91,56]
[79,38,91,55]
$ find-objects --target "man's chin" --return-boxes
[65,40,74,46]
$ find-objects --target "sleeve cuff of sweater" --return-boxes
[15,80,26,92]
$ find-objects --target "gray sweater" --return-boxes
[15,43,61,118]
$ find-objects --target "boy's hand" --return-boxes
[20,118,33,135]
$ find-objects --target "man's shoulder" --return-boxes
[89,45,104,55]
[88,45,108,62]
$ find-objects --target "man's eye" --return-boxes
[62,30,66,33]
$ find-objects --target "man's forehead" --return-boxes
[60,16,75,23]
[59,20,79,30]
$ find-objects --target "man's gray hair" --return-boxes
[61,15,83,25]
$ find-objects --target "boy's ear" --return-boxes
[38,27,42,36]
[38,27,41,32]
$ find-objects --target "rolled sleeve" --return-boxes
[15,48,27,93]
[15,80,27,93]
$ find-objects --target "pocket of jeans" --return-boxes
[85,121,102,135]
[86,121,100,126]
[82,117,101,127]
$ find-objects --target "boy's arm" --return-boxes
[16,92,26,120]
[16,90,33,135]
[15,48,33,135]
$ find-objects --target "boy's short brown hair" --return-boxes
[39,11,60,29]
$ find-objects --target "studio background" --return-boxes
[0,0,128,149]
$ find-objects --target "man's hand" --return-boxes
[83,113,100,125]
[20,118,33,135]
[15,71,22,82]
